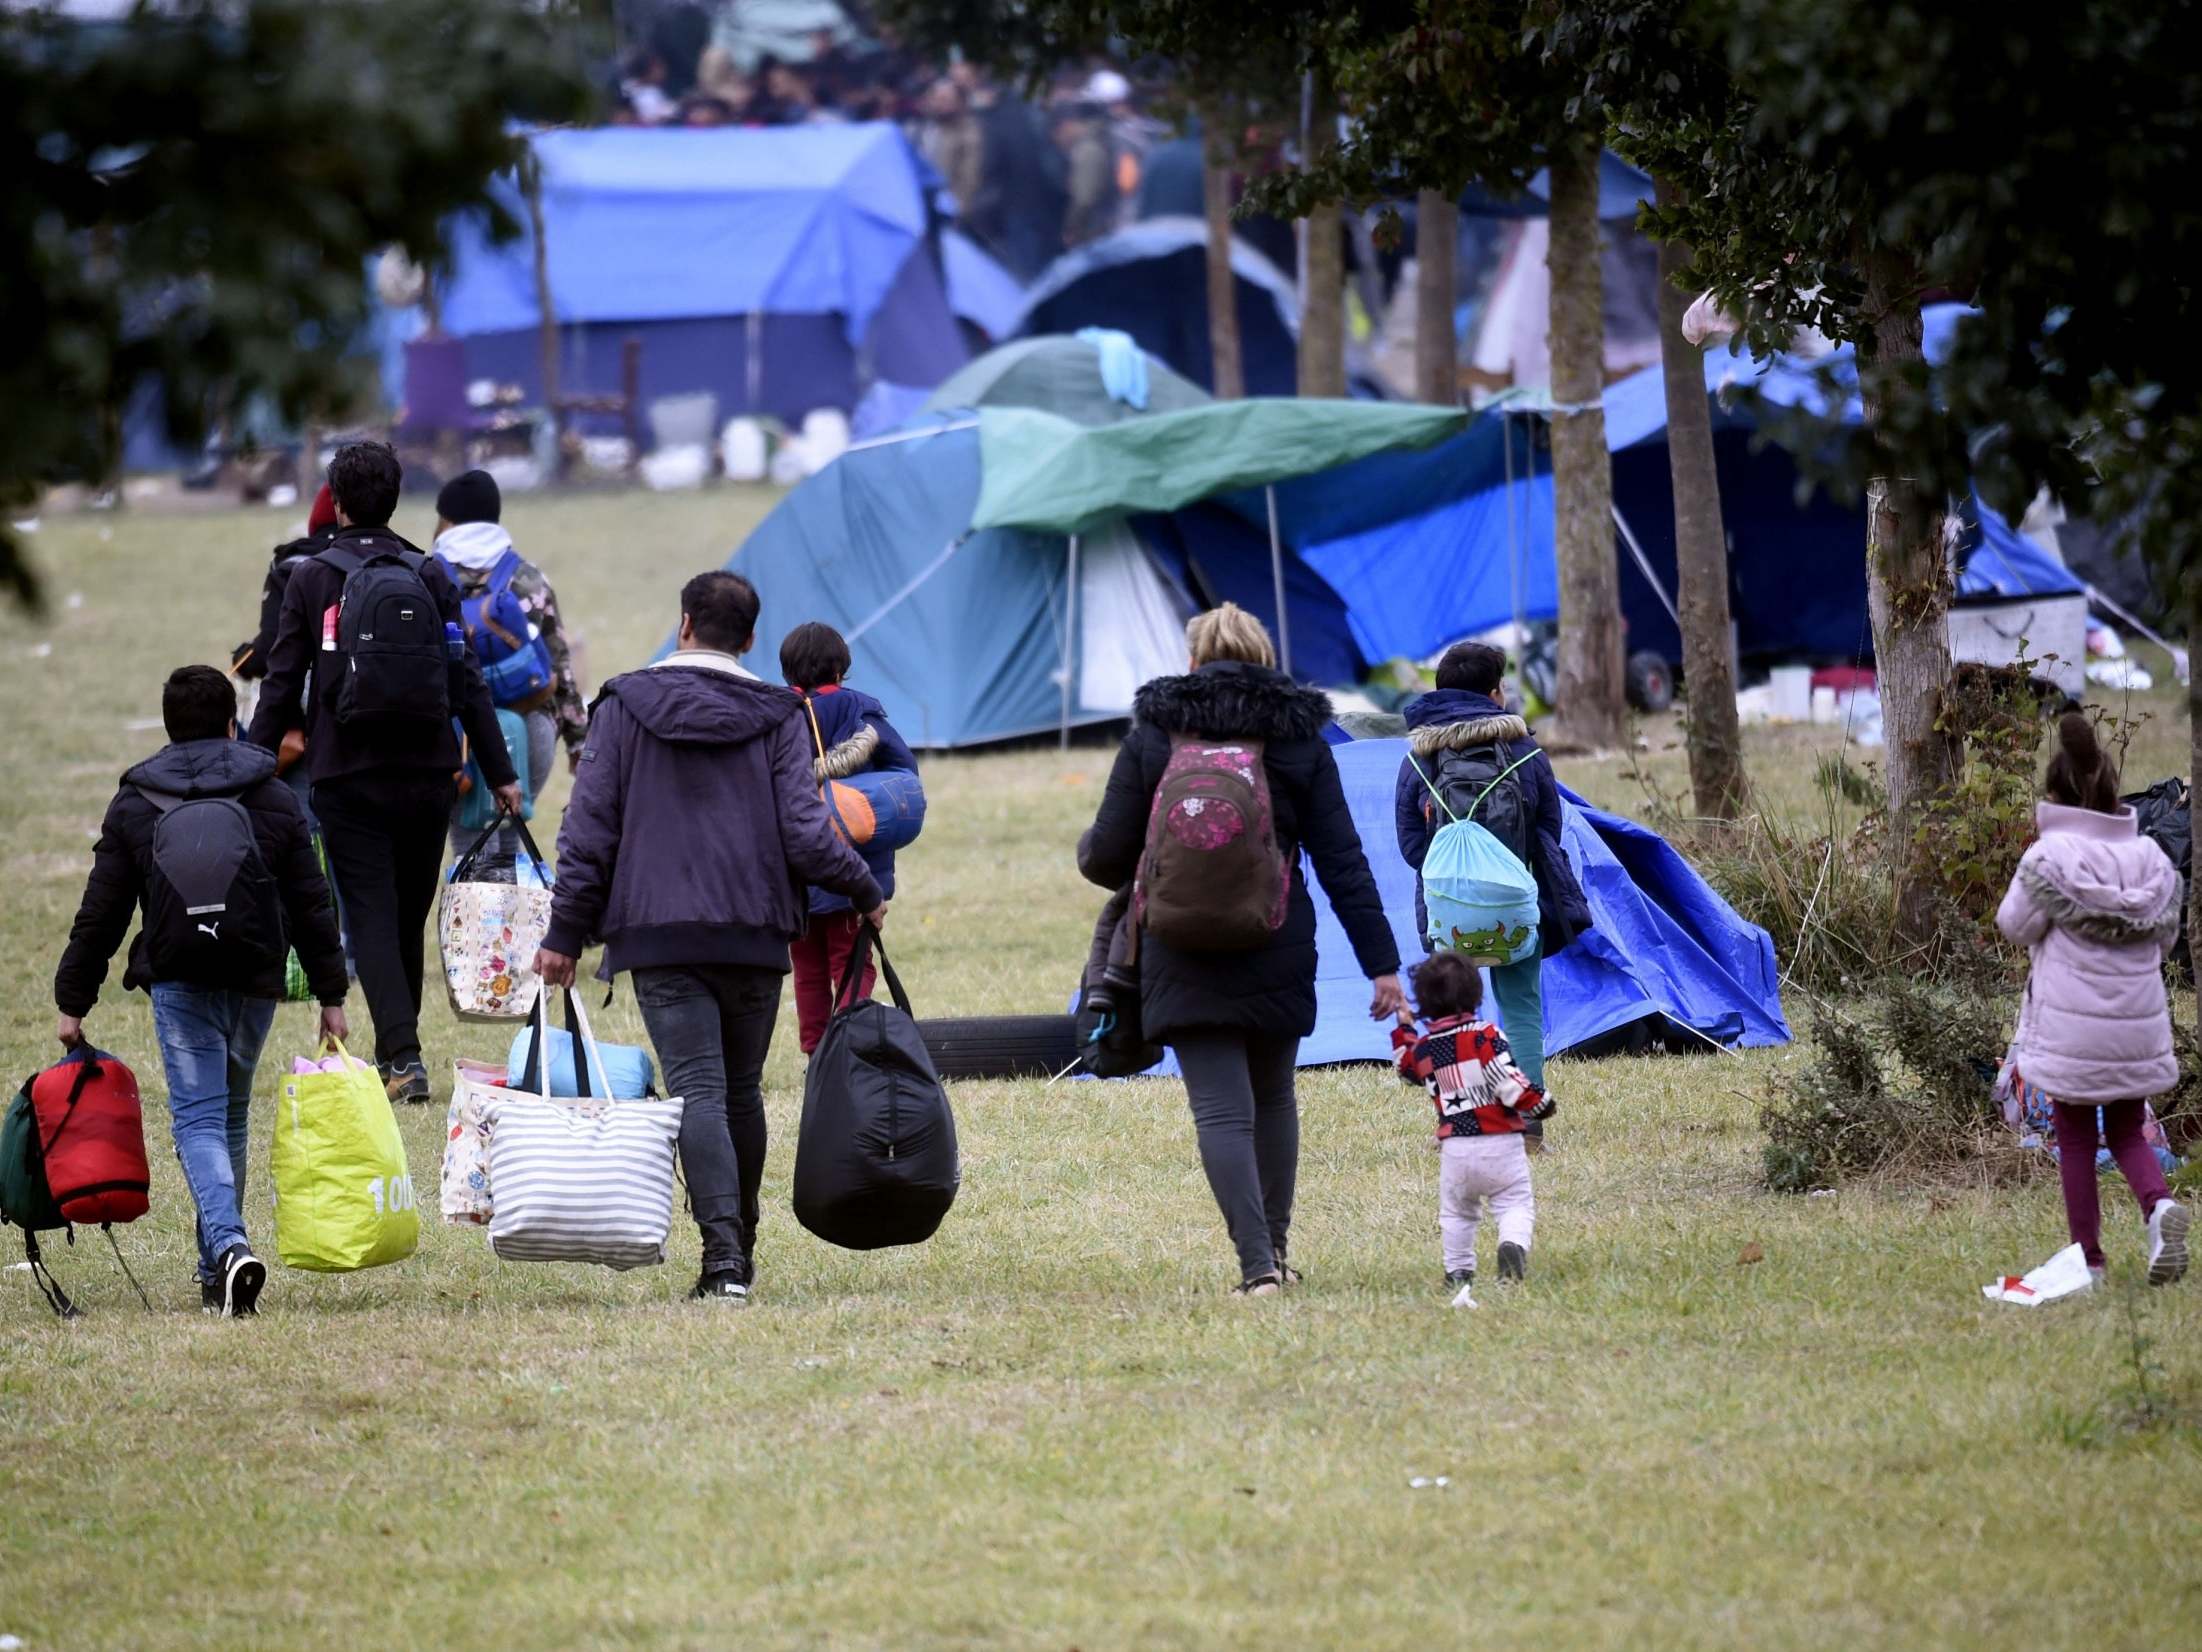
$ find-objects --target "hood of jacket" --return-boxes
[432,520,516,576]
[1133,661,1331,743]
[605,654,791,747]
[123,738,278,798]
[1402,689,1528,757]
[2019,802,2183,943]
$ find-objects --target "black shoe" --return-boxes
[218,1245,267,1318]
[383,1060,431,1106]
[199,1276,222,1314]
[691,1271,751,1304]
[1497,1242,1527,1283]
[1445,1268,1475,1289]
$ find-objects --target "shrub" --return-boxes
[1759,981,2027,1192]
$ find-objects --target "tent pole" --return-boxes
[1504,411,1523,643]
[1061,533,1080,750]
[1611,502,1679,626]
[1266,484,1294,677]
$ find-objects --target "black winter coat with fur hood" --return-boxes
[1078,661,1400,1040]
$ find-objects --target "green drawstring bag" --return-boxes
[271,1042,419,1272]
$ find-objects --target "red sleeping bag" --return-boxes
[32,1049,150,1226]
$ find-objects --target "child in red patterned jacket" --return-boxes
[1392,951,1552,1306]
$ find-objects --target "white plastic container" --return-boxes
[1769,665,1813,722]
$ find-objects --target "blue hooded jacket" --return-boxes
[1393,688,1591,955]
[797,684,920,913]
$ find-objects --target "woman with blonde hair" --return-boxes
[1080,604,1405,1295]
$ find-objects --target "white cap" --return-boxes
[1084,69,1131,105]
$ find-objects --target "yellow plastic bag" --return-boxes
[272,1041,419,1272]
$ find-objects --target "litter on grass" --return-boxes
[1983,1244,2095,1306]
[1409,1476,1452,1490]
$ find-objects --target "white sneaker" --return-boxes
[1449,1283,1479,1310]
[2147,1200,2190,1286]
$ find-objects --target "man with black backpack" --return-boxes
[1394,642,1592,1139]
[54,666,349,1316]
[247,442,521,1105]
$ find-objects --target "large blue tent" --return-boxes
[386,124,968,430]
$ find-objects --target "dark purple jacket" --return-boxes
[544,656,882,975]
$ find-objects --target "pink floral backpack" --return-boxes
[1135,735,1289,951]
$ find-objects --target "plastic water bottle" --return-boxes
[445,620,465,662]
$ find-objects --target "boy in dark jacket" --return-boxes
[54,667,349,1317]
[1393,641,1591,1109]
[246,442,519,1105]
[779,620,920,1054]
[535,573,884,1304]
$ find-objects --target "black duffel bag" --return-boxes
[793,926,961,1250]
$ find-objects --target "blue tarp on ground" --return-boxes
[388,125,967,428]
[1012,217,1301,397]
[1134,736,1790,1070]
[1296,740,1790,1065]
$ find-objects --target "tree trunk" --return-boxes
[1415,189,1458,405]
[1202,115,1244,401]
[1860,250,1958,930]
[1545,130,1626,750]
[1297,80,1346,398]
[2189,578,2201,1027]
[1654,176,1746,818]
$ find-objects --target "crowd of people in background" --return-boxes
[604,5,1168,276]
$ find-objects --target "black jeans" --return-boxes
[632,963,783,1281]
[1173,1030,1301,1285]
[312,771,456,1070]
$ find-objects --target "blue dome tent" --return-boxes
[1011,218,1301,397]
[674,395,1467,747]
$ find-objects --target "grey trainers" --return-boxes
[383,1060,431,1106]
[2147,1200,2190,1286]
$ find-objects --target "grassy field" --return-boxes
[2,491,2199,1651]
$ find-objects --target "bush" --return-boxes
[1760,980,2026,1192]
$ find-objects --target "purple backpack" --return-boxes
[1136,735,1289,951]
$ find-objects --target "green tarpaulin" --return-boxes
[970,399,1468,536]
[924,336,1212,426]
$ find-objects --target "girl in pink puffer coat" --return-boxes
[1996,714,2189,1286]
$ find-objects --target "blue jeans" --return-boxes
[1488,944,1545,1091]
[149,986,277,1279]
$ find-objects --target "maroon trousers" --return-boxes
[2052,1100,2172,1267]
[790,911,875,1056]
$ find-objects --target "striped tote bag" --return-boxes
[481,1092,683,1270]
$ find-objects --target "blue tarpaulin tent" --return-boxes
[1134,737,1790,1071]
[1242,303,2079,670]
[389,125,967,429]
[1012,217,1301,397]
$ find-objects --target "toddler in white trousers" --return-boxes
[1392,952,1552,1306]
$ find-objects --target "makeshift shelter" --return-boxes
[1123,737,1790,1071]
[942,228,1025,346]
[681,399,1465,747]
[1011,218,1301,396]
[388,125,967,434]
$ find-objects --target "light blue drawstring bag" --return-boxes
[1411,754,1540,965]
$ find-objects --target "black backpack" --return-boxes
[1428,742,1535,867]
[320,541,450,730]
[792,929,960,1250]
[132,788,288,982]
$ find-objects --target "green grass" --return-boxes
[3,495,2201,1650]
